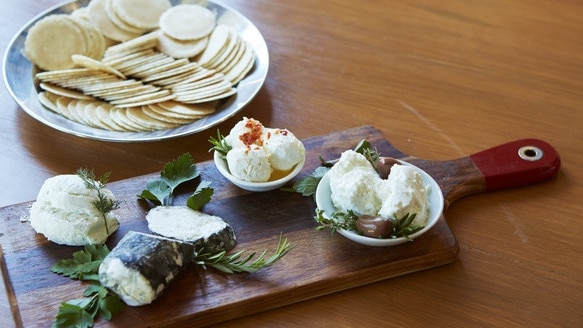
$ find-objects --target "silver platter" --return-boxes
[2,0,268,142]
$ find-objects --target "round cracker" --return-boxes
[113,0,171,30]
[159,4,215,41]
[105,0,146,34]
[196,24,232,66]
[24,15,88,70]
[156,32,209,59]
[39,82,94,100]
[142,104,195,123]
[157,100,216,116]
[89,0,142,42]
[72,54,126,79]
[125,107,180,130]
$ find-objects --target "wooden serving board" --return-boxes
[1,126,559,327]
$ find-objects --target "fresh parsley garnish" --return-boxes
[186,180,214,210]
[208,129,232,158]
[290,166,329,197]
[51,245,125,328]
[51,236,295,327]
[51,244,108,281]
[76,168,120,236]
[138,153,209,208]
[195,233,294,273]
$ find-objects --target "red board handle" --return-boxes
[469,139,561,191]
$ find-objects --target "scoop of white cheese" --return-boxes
[328,150,429,224]
[223,117,305,182]
[226,146,273,182]
[263,128,305,171]
[377,164,429,226]
[29,174,119,246]
[328,150,382,216]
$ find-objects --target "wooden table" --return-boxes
[1,0,581,327]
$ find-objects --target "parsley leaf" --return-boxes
[161,153,200,191]
[51,245,109,281]
[53,302,94,328]
[186,180,214,210]
[138,153,200,206]
[291,166,329,197]
[138,180,172,204]
[51,245,125,328]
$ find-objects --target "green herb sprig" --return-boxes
[195,234,294,273]
[51,245,125,328]
[51,237,293,327]
[138,153,213,209]
[314,209,423,240]
[208,129,232,158]
[314,209,358,234]
[76,168,120,236]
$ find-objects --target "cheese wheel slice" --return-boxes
[146,206,237,253]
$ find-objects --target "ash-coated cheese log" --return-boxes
[98,231,194,306]
[146,206,237,253]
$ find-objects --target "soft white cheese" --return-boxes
[378,164,429,225]
[328,150,383,216]
[224,117,264,149]
[327,150,429,224]
[226,146,273,182]
[99,257,155,306]
[146,206,228,242]
[263,128,305,171]
[223,117,305,182]
[29,174,119,246]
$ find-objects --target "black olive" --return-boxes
[357,215,393,238]
[378,157,399,179]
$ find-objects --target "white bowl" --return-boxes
[315,161,444,246]
[213,151,305,192]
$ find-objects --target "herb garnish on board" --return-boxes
[52,153,294,327]
[76,168,120,235]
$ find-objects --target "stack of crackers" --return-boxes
[24,0,256,132]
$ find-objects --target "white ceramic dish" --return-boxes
[214,151,305,192]
[315,161,444,246]
[2,0,268,142]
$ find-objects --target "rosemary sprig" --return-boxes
[76,168,120,236]
[208,129,232,158]
[392,213,424,240]
[194,234,294,273]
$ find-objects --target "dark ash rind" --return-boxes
[99,231,194,306]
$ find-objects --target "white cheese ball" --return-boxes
[226,146,273,182]
[328,150,382,216]
[378,164,429,225]
[29,174,119,246]
[263,128,305,171]
[225,117,264,149]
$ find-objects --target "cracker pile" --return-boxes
[24,0,256,132]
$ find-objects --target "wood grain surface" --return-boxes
[1,0,582,327]
[1,126,460,327]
